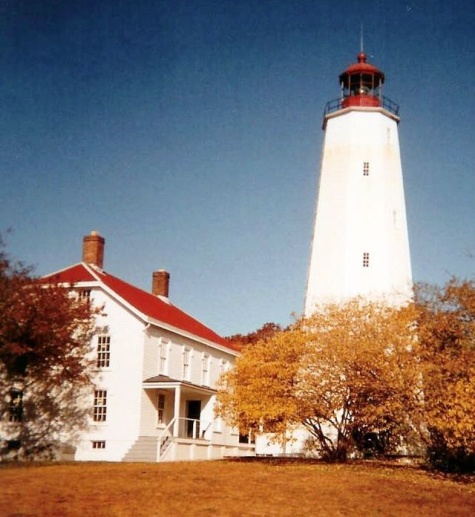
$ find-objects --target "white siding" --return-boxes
[75,288,146,461]
[69,283,247,462]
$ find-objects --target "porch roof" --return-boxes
[143,375,217,395]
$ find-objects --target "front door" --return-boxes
[186,400,201,438]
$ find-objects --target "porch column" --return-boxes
[173,385,181,437]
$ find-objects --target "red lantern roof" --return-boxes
[339,52,385,84]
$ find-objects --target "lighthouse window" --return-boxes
[363,162,370,176]
[363,253,370,267]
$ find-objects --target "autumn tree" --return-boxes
[218,326,308,438]
[415,279,475,472]
[0,242,99,459]
[297,300,422,461]
[225,322,282,351]
[217,299,421,462]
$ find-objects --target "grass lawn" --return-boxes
[0,458,474,516]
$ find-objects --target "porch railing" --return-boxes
[158,417,213,448]
[177,417,212,440]
[157,417,214,461]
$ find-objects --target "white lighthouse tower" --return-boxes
[304,51,412,315]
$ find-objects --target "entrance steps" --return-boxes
[122,436,157,462]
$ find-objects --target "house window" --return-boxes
[363,161,370,176]
[8,388,23,422]
[93,390,107,422]
[157,393,166,424]
[363,252,370,267]
[92,441,106,449]
[183,348,191,380]
[202,353,210,386]
[6,440,21,450]
[97,335,111,368]
[78,289,91,302]
[159,339,169,375]
[220,359,228,375]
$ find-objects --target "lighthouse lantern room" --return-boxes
[304,51,413,315]
[340,51,384,108]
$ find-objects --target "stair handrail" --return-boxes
[158,417,176,439]
[158,417,176,460]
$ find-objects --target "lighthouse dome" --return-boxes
[339,52,385,83]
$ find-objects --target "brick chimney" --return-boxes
[152,270,170,298]
[82,231,105,269]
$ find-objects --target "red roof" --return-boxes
[43,263,235,351]
[43,263,97,283]
[339,52,385,83]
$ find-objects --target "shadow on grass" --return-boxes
[227,455,475,484]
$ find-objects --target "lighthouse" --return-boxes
[304,51,412,315]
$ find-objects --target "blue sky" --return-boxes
[1,0,474,335]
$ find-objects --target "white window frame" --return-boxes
[220,359,229,375]
[96,335,111,368]
[78,289,91,302]
[157,393,166,424]
[202,353,210,386]
[363,252,370,268]
[159,339,169,375]
[183,347,191,381]
[8,388,23,422]
[93,389,107,422]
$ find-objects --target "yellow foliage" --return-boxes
[219,279,475,468]
[415,279,475,458]
[217,299,422,460]
[217,327,308,436]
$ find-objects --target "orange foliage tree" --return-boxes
[0,243,99,459]
[218,299,421,461]
[415,279,475,472]
[297,300,421,461]
[225,322,282,351]
[218,326,308,438]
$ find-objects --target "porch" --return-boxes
[122,375,254,462]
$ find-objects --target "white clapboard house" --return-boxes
[42,231,254,462]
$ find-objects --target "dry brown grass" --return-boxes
[0,458,474,516]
